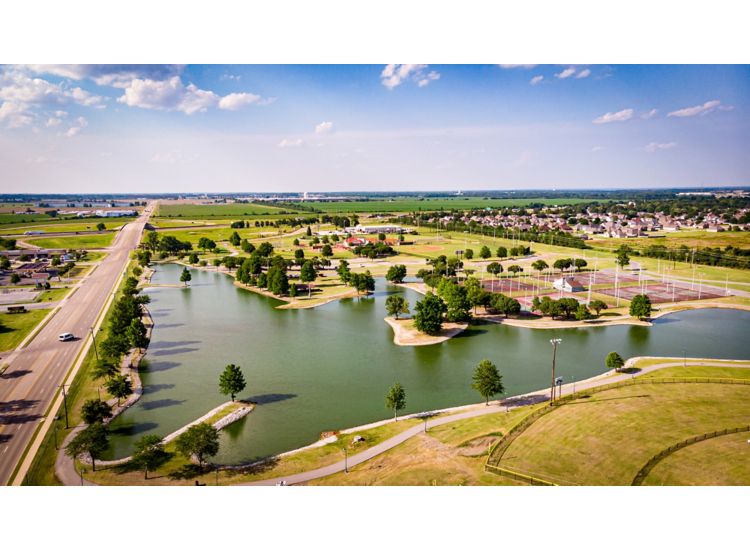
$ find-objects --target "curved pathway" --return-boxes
[57,357,750,486]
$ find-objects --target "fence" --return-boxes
[485,376,750,483]
[631,425,750,486]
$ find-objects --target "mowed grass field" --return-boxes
[156,203,299,218]
[0,308,51,352]
[25,233,115,249]
[496,380,750,485]
[290,197,595,213]
[0,219,135,234]
[589,229,750,252]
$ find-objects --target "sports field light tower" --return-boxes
[550,338,562,402]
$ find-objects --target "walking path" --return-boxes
[55,356,749,486]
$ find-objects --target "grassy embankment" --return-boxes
[0,309,51,353]
[26,233,115,249]
[23,260,138,485]
[156,203,297,218]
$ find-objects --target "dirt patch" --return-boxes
[458,435,501,457]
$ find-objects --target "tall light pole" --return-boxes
[550,338,562,402]
[60,383,70,429]
[90,326,99,361]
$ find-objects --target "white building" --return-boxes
[94,209,137,217]
[552,277,586,292]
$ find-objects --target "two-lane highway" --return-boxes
[0,205,152,484]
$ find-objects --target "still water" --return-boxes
[106,263,750,463]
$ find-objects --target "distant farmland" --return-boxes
[289,197,594,213]
[156,203,299,218]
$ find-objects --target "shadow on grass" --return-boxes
[568,394,650,405]
[227,456,281,478]
[619,367,642,374]
[168,463,205,480]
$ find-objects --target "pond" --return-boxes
[105,263,750,463]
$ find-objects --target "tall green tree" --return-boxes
[385,295,409,320]
[80,399,113,425]
[175,423,220,471]
[385,382,406,420]
[300,260,317,297]
[479,246,491,259]
[126,317,148,351]
[464,276,486,314]
[606,351,625,372]
[532,259,548,273]
[180,267,192,287]
[385,264,407,284]
[66,422,109,471]
[218,364,246,402]
[589,299,608,316]
[105,374,132,405]
[133,434,166,480]
[229,231,241,247]
[413,292,447,335]
[629,294,652,320]
[472,359,505,405]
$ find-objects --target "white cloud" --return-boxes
[576,69,591,79]
[555,67,577,79]
[278,138,304,148]
[641,108,658,119]
[0,101,33,128]
[0,71,104,107]
[592,108,634,124]
[45,117,62,127]
[63,116,88,138]
[315,121,333,134]
[417,71,440,87]
[591,146,605,152]
[529,75,544,86]
[380,64,440,89]
[21,64,185,88]
[218,92,262,110]
[117,76,267,115]
[667,99,723,118]
[498,64,537,69]
[644,142,677,153]
[151,151,182,163]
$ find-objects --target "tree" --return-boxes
[293,238,300,246]
[557,297,579,319]
[385,264,407,284]
[606,351,625,372]
[294,248,305,261]
[337,259,351,284]
[507,265,523,276]
[413,292,447,335]
[306,226,312,237]
[575,304,593,320]
[90,359,119,381]
[218,363,246,402]
[464,276,486,314]
[267,266,289,296]
[133,434,165,480]
[486,262,503,277]
[175,423,220,470]
[96,222,106,231]
[437,278,471,322]
[10,273,20,284]
[629,294,652,320]
[574,258,588,272]
[105,374,132,405]
[496,246,507,258]
[321,244,333,257]
[256,242,274,257]
[492,294,521,318]
[80,399,112,425]
[229,231,241,247]
[66,422,109,471]
[479,246,491,259]
[532,259,548,273]
[615,250,630,269]
[241,239,255,254]
[385,382,406,420]
[179,267,192,287]
[589,299,608,316]
[464,248,474,260]
[145,231,160,252]
[472,359,505,405]
[385,295,409,319]
[197,237,217,252]
[553,258,572,272]
[300,260,317,297]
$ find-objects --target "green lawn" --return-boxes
[641,365,750,379]
[156,203,298,218]
[496,382,750,485]
[0,308,51,352]
[35,287,72,303]
[0,218,136,234]
[26,233,115,249]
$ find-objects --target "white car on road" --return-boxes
[58,332,75,342]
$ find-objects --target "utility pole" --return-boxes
[90,326,99,361]
[60,384,69,429]
[344,447,348,473]
[550,338,562,402]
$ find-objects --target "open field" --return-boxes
[290,197,596,213]
[25,233,115,249]
[0,218,136,234]
[156,203,298,218]
[495,380,750,485]
[589,229,750,252]
[0,308,51,353]
[642,430,750,486]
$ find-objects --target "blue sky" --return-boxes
[0,64,748,193]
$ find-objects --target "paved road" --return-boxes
[0,205,152,485]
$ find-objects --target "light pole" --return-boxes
[60,383,70,429]
[90,326,99,361]
[344,447,348,474]
[550,338,562,402]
